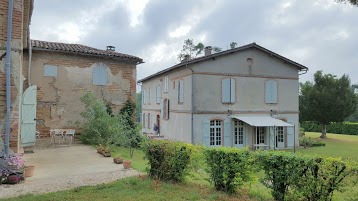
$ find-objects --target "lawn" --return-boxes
[3,133,358,201]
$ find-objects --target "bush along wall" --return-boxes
[204,147,254,194]
[255,151,356,201]
[301,122,358,135]
[143,140,191,182]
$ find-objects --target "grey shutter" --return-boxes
[44,65,57,77]
[144,113,148,129]
[266,80,277,103]
[224,121,232,147]
[222,79,231,103]
[230,78,236,103]
[160,99,164,118]
[156,85,161,104]
[147,88,151,104]
[202,120,210,146]
[93,65,107,86]
[287,123,294,147]
[142,90,145,104]
[178,80,184,103]
[166,99,170,119]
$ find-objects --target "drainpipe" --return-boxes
[186,63,194,144]
[28,38,32,86]
[5,0,14,156]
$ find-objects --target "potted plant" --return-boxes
[113,156,123,164]
[123,160,131,169]
[102,146,111,157]
[97,144,103,154]
[24,165,35,177]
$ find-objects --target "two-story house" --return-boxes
[138,43,308,149]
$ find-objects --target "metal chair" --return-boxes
[63,129,75,145]
[50,129,65,146]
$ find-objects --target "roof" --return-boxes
[137,42,308,83]
[230,115,293,127]
[31,40,143,63]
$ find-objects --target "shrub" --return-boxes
[255,151,304,201]
[143,140,191,182]
[299,136,326,148]
[0,155,25,184]
[204,147,253,194]
[301,121,358,135]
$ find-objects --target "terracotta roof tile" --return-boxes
[31,40,143,62]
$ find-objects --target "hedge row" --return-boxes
[143,140,357,200]
[301,121,358,135]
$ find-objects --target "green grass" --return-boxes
[109,146,147,172]
[1,176,258,201]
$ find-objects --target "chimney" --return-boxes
[204,46,212,56]
[106,46,115,51]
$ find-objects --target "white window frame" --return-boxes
[210,120,222,146]
[277,126,284,143]
[234,120,244,145]
[257,127,265,144]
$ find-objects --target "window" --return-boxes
[210,120,222,146]
[277,126,284,143]
[142,113,145,127]
[164,76,169,93]
[156,85,161,104]
[93,64,108,86]
[256,127,265,144]
[222,78,236,103]
[147,113,151,129]
[44,65,57,77]
[234,120,244,145]
[161,98,170,120]
[265,80,278,104]
[178,80,184,103]
[142,90,145,105]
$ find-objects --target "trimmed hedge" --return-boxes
[301,122,358,135]
[143,140,191,182]
[204,147,253,194]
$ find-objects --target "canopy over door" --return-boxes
[230,115,293,127]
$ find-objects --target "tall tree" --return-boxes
[345,84,358,122]
[230,42,237,49]
[336,0,358,6]
[136,92,142,122]
[177,39,205,61]
[299,71,357,138]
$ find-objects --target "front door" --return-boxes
[276,126,285,148]
[233,120,244,148]
[20,85,37,147]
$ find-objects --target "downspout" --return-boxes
[186,63,194,144]
[5,0,14,156]
[28,38,32,86]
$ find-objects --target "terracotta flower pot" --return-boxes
[123,160,131,169]
[113,157,123,164]
[102,152,111,157]
[24,165,35,177]
[97,145,103,154]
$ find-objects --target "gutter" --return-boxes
[185,63,195,144]
[299,68,308,76]
[5,0,14,156]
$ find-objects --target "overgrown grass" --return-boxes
[1,176,259,201]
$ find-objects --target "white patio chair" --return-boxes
[50,129,65,146]
[63,129,75,145]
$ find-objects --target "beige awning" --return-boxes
[230,115,293,127]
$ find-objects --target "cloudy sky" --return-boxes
[30,0,358,89]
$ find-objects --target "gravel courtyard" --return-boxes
[0,141,140,199]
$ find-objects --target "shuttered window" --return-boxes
[142,113,145,127]
[93,64,108,86]
[222,78,236,103]
[265,80,278,104]
[156,85,161,104]
[44,65,57,77]
[147,88,151,104]
[162,99,170,120]
[178,80,184,103]
[142,90,145,105]
[164,76,169,93]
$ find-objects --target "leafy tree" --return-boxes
[336,0,358,6]
[345,84,358,122]
[177,39,205,61]
[212,46,222,53]
[230,42,237,49]
[299,71,357,138]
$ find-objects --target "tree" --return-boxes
[299,71,357,138]
[177,39,205,61]
[136,92,142,122]
[345,84,358,122]
[230,42,237,49]
[335,0,358,6]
